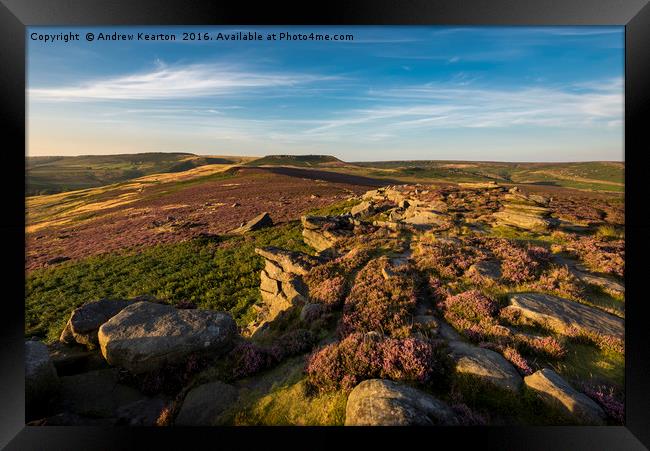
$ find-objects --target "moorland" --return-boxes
[25,153,624,426]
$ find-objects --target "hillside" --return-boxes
[245,155,349,168]
[26,153,254,196]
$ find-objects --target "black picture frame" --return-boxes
[2,1,649,449]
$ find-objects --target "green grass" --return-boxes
[550,342,624,389]
[26,153,242,196]
[25,221,311,342]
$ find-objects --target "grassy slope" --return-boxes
[244,155,346,167]
[26,153,253,196]
[25,221,311,342]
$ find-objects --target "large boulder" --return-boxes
[60,299,135,347]
[175,381,238,426]
[447,341,522,392]
[232,212,273,234]
[345,379,459,426]
[47,342,109,376]
[507,293,624,339]
[25,341,59,413]
[524,369,606,425]
[98,302,237,374]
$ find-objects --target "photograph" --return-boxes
[23,25,627,428]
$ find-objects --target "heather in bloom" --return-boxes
[530,265,585,300]
[305,333,447,392]
[582,384,624,423]
[340,258,418,338]
[415,238,486,279]
[502,346,533,375]
[565,325,624,354]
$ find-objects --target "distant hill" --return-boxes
[26,153,249,196]
[245,155,350,168]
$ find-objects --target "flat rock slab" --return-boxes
[48,342,109,376]
[508,293,624,339]
[350,201,375,217]
[175,381,238,426]
[60,299,135,346]
[345,379,459,426]
[98,301,237,374]
[59,369,145,418]
[466,260,502,281]
[447,341,522,392]
[255,246,321,275]
[524,369,606,425]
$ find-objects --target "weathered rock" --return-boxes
[524,369,606,425]
[260,270,281,294]
[60,299,135,347]
[493,208,553,231]
[232,212,273,234]
[466,260,502,282]
[255,246,320,275]
[98,302,237,374]
[574,271,624,297]
[447,341,522,392]
[402,206,449,226]
[175,381,238,426]
[47,342,109,376]
[115,397,168,426]
[345,379,459,426]
[508,293,624,339]
[26,341,59,411]
[59,368,144,418]
[350,201,375,217]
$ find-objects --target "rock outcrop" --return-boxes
[301,215,353,252]
[447,340,523,392]
[98,301,237,374]
[60,299,135,347]
[524,369,606,425]
[507,293,624,339]
[175,381,238,426]
[345,379,459,426]
[493,190,556,231]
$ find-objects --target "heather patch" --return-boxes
[340,258,418,338]
[305,333,448,392]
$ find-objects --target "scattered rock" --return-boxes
[350,201,375,217]
[466,260,502,282]
[175,381,238,426]
[458,182,503,190]
[447,341,522,392]
[508,293,624,339]
[232,212,273,234]
[47,342,109,376]
[345,379,459,426]
[98,302,237,374]
[524,369,606,425]
[60,298,135,347]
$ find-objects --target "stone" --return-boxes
[255,246,321,275]
[402,206,449,226]
[47,342,109,376]
[260,270,281,295]
[458,182,502,190]
[115,397,168,426]
[175,381,238,426]
[398,200,410,209]
[466,260,502,281]
[232,212,273,234]
[59,368,144,418]
[302,229,337,252]
[345,379,459,426]
[447,341,522,392]
[60,298,135,347]
[350,201,375,217]
[507,293,624,339]
[98,302,237,374]
[524,369,606,425]
[574,271,624,297]
[493,209,553,231]
[25,341,59,411]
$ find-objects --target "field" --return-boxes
[25,153,625,427]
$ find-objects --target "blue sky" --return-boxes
[27,26,624,162]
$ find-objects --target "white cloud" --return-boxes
[29,63,335,101]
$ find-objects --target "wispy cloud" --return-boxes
[30,62,337,101]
